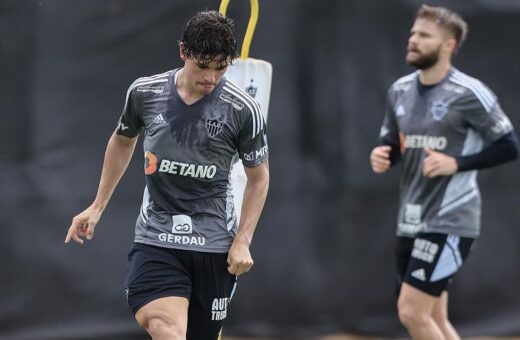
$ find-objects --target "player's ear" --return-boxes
[179,42,187,61]
[444,37,457,55]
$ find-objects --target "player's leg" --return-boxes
[135,296,189,340]
[430,235,474,340]
[397,233,474,340]
[186,251,237,340]
[398,283,445,340]
[432,291,460,340]
[125,243,193,340]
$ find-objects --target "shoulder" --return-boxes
[389,71,418,92]
[219,78,262,116]
[448,68,497,112]
[127,70,173,96]
[219,78,265,136]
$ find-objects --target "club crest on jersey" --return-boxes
[431,100,449,121]
[206,119,224,138]
[246,79,258,98]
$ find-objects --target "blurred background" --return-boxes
[1,0,519,339]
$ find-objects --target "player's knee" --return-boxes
[431,312,451,332]
[144,314,186,339]
[432,308,447,324]
[398,302,430,329]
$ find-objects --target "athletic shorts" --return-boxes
[125,242,237,340]
[396,233,474,297]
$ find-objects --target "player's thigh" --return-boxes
[398,282,439,316]
[135,296,189,330]
[125,242,192,315]
[401,233,474,297]
[187,252,237,340]
[432,290,449,321]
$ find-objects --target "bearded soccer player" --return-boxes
[370,5,518,340]
[65,11,269,340]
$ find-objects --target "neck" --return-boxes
[418,60,451,85]
[176,68,205,104]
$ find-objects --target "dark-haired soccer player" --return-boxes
[65,10,269,340]
[370,5,518,340]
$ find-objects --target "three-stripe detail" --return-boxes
[450,70,496,113]
[123,70,171,112]
[223,80,264,139]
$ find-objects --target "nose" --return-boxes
[408,33,418,45]
[203,70,217,84]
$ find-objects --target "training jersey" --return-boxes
[116,69,268,253]
[380,68,514,238]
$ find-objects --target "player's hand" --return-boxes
[423,148,458,178]
[370,145,392,173]
[65,206,102,245]
[227,242,253,276]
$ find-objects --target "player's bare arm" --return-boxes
[227,161,269,276]
[370,145,392,173]
[65,132,138,244]
[422,147,458,178]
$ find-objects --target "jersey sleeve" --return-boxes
[238,105,268,168]
[460,88,514,145]
[115,83,143,138]
[379,90,401,148]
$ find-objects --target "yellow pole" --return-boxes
[218,0,230,16]
[219,0,259,60]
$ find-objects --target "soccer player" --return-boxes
[65,10,269,340]
[370,5,518,340]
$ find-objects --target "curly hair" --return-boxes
[180,10,239,66]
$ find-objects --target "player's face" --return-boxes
[181,51,230,95]
[406,18,448,70]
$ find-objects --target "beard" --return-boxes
[406,46,441,70]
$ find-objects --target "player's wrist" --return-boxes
[451,157,459,173]
[89,201,106,215]
[232,234,252,247]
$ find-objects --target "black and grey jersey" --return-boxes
[116,69,268,252]
[380,68,514,238]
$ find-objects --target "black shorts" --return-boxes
[125,242,237,340]
[396,233,474,297]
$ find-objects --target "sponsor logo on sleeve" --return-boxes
[442,83,465,94]
[136,85,164,93]
[243,152,254,161]
[118,121,129,131]
[243,145,268,162]
[394,83,412,92]
[255,145,268,159]
[219,94,244,110]
[491,116,513,135]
